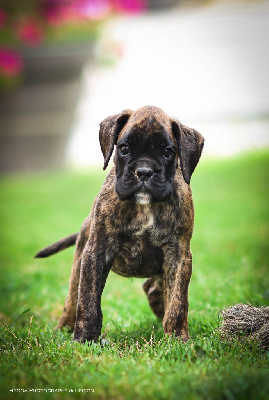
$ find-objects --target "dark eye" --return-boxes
[163,147,175,160]
[119,144,130,156]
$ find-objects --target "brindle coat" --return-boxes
[36,105,204,343]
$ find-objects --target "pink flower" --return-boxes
[75,0,112,20]
[111,0,147,14]
[42,2,73,25]
[0,48,23,77]
[43,0,146,22]
[17,20,44,47]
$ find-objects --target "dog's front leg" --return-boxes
[73,242,111,343]
[162,241,192,342]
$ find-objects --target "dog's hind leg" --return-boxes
[57,216,90,332]
[143,276,164,319]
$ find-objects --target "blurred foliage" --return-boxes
[0,0,146,87]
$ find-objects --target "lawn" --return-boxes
[0,150,268,400]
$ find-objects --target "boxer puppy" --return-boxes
[36,105,204,343]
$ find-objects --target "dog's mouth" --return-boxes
[115,166,174,203]
[116,179,172,204]
[134,180,156,203]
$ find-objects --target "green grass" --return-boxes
[0,151,268,400]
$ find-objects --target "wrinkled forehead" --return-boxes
[118,108,174,143]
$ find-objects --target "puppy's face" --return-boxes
[99,106,204,203]
[115,124,177,203]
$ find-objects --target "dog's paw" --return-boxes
[73,335,98,344]
[56,318,75,332]
[73,321,101,344]
[179,332,191,343]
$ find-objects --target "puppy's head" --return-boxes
[99,106,204,203]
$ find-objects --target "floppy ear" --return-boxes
[172,120,204,184]
[99,110,132,170]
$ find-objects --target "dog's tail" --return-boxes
[34,233,78,258]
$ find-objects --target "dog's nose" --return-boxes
[136,167,154,182]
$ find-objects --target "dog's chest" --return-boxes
[119,201,177,242]
[111,203,169,278]
[133,204,154,236]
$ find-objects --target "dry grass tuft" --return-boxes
[219,304,269,350]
